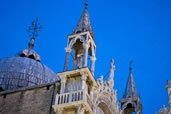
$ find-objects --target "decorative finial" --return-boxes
[110,58,115,69]
[167,80,171,85]
[111,58,114,64]
[27,18,43,49]
[129,60,133,71]
[84,0,88,8]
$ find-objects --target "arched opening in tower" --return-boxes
[124,103,136,114]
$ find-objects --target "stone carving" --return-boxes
[97,75,104,85]
[56,108,63,114]
[93,59,119,114]
[167,80,171,110]
[108,59,115,89]
[77,104,86,114]
[75,53,84,68]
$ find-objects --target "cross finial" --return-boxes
[84,0,88,8]
[27,18,43,49]
[129,60,133,71]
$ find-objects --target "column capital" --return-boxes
[65,47,71,53]
[81,72,88,80]
[60,75,67,83]
[83,42,90,49]
[81,73,87,81]
[91,56,96,61]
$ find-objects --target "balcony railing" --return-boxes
[55,90,85,105]
[55,90,94,111]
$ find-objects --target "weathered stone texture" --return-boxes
[0,84,58,114]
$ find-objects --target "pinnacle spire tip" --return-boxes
[111,58,114,64]
[84,0,88,8]
[129,60,133,71]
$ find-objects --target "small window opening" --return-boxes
[20,53,25,57]
[0,86,4,92]
[29,55,35,60]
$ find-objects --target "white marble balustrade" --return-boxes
[55,90,86,105]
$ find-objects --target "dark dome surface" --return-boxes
[0,56,58,91]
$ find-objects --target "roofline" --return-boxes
[0,80,60,95]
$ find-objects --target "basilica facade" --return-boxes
[4,1,171,114]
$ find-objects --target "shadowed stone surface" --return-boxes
[0,82,59,114]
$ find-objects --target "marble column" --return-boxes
[90,56,96,75]
[60,75,67,93]
[81,73,87,90]
[64,47,71,71]
[83,42,90,67]
[81,72,87,101]
[90,86,95,99]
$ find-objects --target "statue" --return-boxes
[76,53,83,68]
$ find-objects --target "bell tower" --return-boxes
[63,0,96,75]
[120,62,142,114]
[53,1,98,114]
[52,1,120,114]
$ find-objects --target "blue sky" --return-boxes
[0,0,171,113]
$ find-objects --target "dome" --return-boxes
[0,56,58,91]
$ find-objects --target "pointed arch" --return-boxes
[95,92,113,114]
[68,36,87,49]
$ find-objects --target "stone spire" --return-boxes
[123,61,138,98]
[120,61,142,114]
[73,0,94,38]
